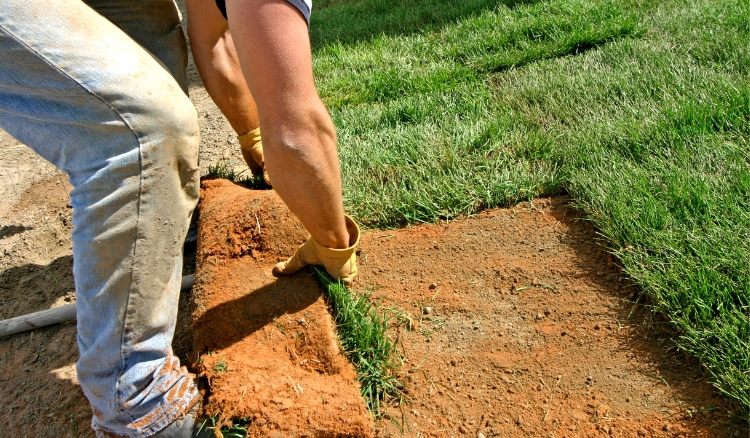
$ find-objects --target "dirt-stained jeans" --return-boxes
[0,0,200,436]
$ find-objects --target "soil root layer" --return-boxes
[191,178,373,437]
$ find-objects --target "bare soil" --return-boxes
[188,181,742,438]
[0,159,744,437]
[354,198,741,438]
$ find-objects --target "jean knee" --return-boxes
[153,90,199,162]
[141,89,200,201]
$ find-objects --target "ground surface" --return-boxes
[0,9,745,438]
[354,198,740,437]
[0,148,743,437]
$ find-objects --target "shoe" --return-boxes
[151,400,212,438]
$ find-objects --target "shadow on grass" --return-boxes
[546,205,744,427]
[311,0,544,48]
[487,33,632,73]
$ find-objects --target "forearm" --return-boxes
[184,0,258,135]
[263,105,350,249]
[225,0,350,249]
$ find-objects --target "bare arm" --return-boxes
[219,0,349,249]
[184,0,259,135]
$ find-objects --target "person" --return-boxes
[0,0,357,436]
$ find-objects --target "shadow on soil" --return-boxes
[546,206,742,427]
[190,272,322,354]
[0,255,74,320]
[310,0,543,48]
[0,225,33,240]
[0,320,92,437]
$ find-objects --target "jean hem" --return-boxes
[92,385,199,438]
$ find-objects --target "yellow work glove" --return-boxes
[273,215,360,287]
[238,127,271,186]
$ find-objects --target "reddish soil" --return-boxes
[355,198,739,438]
[0,3,740,436]
[191,178,374,437]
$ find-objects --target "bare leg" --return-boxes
[225,0,349,249]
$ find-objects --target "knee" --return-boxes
[151,90,199,159]
[137,88,200,204]
[142,87,199,164]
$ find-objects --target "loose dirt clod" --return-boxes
[191,179,373,437]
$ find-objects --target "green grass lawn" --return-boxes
[310,0,750,417]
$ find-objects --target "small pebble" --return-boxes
[535,313,544,320]
[662,424,671,432]
[450,359,458,366]
[515,416,523,426]
[537,384,543,391]
[458,425,468,434]
[423,306,433,315]
[637,430,647,437]
[429,283,438,289]
[477,433,486,438]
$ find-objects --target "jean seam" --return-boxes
[0,21,143,422]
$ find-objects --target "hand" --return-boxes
[273,215,360,287]
[238,127,271,185]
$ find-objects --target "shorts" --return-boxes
[215,0,311,26]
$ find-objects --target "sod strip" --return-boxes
[313,267,402,415]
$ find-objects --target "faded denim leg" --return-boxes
[0,0,200,436]
[84,0,190,93]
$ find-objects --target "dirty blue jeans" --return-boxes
[0,0,200,436]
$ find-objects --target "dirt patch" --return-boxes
[191,178,374,437]
[190,182,741,438]
[354,198,738,438]
[0,172,87,437]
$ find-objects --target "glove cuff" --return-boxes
[311,215,360,258]
[238,127,271,185]
[237,127,262,148]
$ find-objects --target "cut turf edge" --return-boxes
[313,266,404,417]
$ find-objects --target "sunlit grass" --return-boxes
[311,0,750,415]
